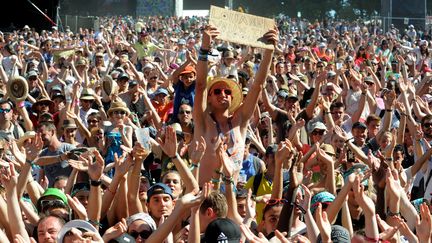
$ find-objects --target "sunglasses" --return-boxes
[317,65,324,68]
[423,123,432,128]
[0,108,11,114]
[266,199,288,205]
[87,119,99,124]
[365,82,374,86]
[130,230,152,239]
[114,110,126,115]
[179,110,191,115]
[149,76,158,80]
[312,130,325,136]
[40,199,67,213]
[212,88,232,96]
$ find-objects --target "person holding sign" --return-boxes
[193,25,278,185]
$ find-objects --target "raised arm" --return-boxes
[237,29,277,125]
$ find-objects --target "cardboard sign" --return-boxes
[209,5,275,50]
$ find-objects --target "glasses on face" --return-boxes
[365,82,374,86]
[66,128,77,133]
[130,230,152,239]
[266,199,288,205]
[179,110,191,115]
[114,110,126,115]
[423,123,432,128]
[312,130,325,136]
[149,76,158,80]
[0,108,11,114]
[87,119,99,124]
[212,88,232,96]
[317,65,324,68]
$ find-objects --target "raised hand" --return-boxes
[0,162,17,192]
[88,150,105,181]
[189,136,206,164]
[157,126,177,158]
[415,203,432,241]
[314,203,332,242]
[66,194,88,220]
[102,218,127,242]
[25,133,43,162]
[201,25,220,50]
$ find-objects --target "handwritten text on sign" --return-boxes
[209,6,275,50]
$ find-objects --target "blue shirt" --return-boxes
[173,81,195,118]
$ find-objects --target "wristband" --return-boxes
[90,180,102,187]
[198,54,208,62]
[211,178,220,184]
[344,138,353,144]
[88,219,103,228]
[170,153,179,160]
[385,109,393,112]
[199,48,210,55]
[385,157,393,162]
[17,101,25,108]
[222,175,234,184]
[190,163,199,170]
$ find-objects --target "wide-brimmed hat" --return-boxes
[108,100,130,116]
[80,88,95,100]
[7,76,29,103]
[207,77,242,114]
[16,131,36,147]
[32,96,54,112]
[62,119,77,129]
[102,75,118,96]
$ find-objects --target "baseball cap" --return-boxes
[147,183,173,202]
[71,182,90,197]
[310,191,335,215]
[180,65,196,75]
[352,121,367,130]
[57,220,98,243]
[153,87,169,97]
[317,225,350,243]
[37,188,68,212]
[117,72,130,80]
[27,70,38,78]
[202,218,241,243]
[308,121,327,133]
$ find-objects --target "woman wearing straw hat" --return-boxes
[103,100,133,171]
[193,26,279,185]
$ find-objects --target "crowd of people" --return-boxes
[0,14,430,242]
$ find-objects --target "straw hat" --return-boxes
[32,96,54,112]
[102,75,118,96]
[7,76,29,103]
[16,131,36,147]
[107,100,130,116]
[207,77,242,114]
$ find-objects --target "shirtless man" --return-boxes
[193,26,278,185]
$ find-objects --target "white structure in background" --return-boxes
[175,0,183,17]
[181,10,209,17]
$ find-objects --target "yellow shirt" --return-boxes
[134,42,158,59]
[245,173,273,224]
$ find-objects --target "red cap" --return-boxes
[180,65,196,75]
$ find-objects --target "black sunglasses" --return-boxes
[130,230,152,239]
[212,88,232,96]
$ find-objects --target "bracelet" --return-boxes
[198,54,208,62]
[211,178,220,184]
[386,210,400,217]
[324,111,331,114]
[199,48,210,55]
[170,153,179,160]
[190,163,199,170]
[222,175,234,184]
[214,170,223,176]
[385,109,393,112]
[88,219,103,228]
[384,157,393,162]
[90,180,102,187]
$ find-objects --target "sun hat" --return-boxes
[207,77,242,114]
[16,131,36,147]
[7,76,29,103]
[107,100,130,116]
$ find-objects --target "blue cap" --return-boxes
[147,183,173,202]
[310,191,335,214]
[153,87,169,97]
